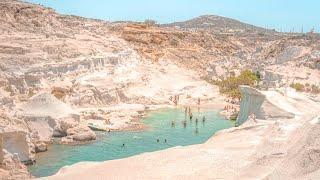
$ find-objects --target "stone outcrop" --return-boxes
[17,92,98,145]
[66,125,96,142]
[24,115,56,142]
[0,149,31,179]
[236,86,295,126]
[61,125,96,144]
[53,116,79,137]
[34,142,48,153]
[20,92,75,119]
[52,117,96,144]
[1,131,34,164]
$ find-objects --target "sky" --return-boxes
[25,0,319,33]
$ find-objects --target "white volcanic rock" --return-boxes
[18,92,79,143]
[236,86,295,126]
[66,125,96,142]
[1,130,34,164]
[0,150,30,180]
[59,118,79,132]
[53,116,79,137]
[59,125,96,144]
[51,115,96,143]
[19,92,75,118]
[24,116,56,142]
[35,142,47,153]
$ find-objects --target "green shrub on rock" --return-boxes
[211,70,260,99]
[290,83,305,92]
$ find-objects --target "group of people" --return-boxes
[185,106,205,121]
[169,95,180,105]
[226,98,239,105]
[169,96,201,106]
[224,105,237,113]
[173,106,207,134]
[123,107,207,147]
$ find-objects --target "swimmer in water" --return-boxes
[202,116,206,122]
[164,139,167,143]
[157,138,160,143]
[171,121,175,127]
[195,128,199,134]
[183,121,187,128]
[122,143,125,147]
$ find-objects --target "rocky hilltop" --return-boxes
[0,0,319,179]
[164,15,271,33]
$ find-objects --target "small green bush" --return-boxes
[290,83,305,92]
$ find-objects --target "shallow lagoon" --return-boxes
[28,108,234,177]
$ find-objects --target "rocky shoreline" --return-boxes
[43,86,320,180]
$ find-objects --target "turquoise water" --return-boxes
[28,108,233,177]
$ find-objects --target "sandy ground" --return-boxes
[41,89,320,180]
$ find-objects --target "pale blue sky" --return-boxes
[25,0,319,32]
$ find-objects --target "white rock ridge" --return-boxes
[236,85,295,126]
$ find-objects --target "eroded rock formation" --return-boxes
[236,86,295,125]
[1,131,34,164]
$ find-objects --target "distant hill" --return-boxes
[163,15,273,33]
